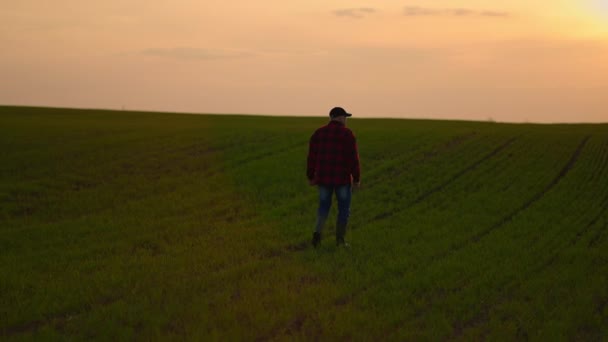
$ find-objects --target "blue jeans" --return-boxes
[315,184,352,233]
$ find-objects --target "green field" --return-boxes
[1,106,607,340]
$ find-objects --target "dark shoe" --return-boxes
[336,223,348,246]
[312,232,321,248]
[337,241,350,248]
[336,236,350,248]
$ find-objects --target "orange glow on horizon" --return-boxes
[0,1,607,123]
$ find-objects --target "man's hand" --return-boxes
[353,181,361,190]
[309,179,317,186]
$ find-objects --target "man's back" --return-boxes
[307,121,360,186]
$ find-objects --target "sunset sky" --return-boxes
[1,1,607,122]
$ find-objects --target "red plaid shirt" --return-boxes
[307,121,360,186]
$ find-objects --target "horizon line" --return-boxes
[1,104,606,126]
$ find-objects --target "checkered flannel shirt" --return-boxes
[307,121,360,186]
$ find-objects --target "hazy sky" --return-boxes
[1,1,607,122]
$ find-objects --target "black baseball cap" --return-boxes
[329,107,352,118]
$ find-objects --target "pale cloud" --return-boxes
[451,8,476,16]
[141,47,254,61]
[333,7,377,19]
[480,11,510,17]
[404,6,511,18]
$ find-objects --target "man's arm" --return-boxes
[350,133,361,186]
[307,132,317,184]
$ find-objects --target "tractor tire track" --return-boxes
[450,200,608,341]
[332,135,590,326]
[230,140,305,167]
[451,191,608,340]
[556,136,608,244]
[446,135,593,340]
[371,136,518,221]
[527,135,608,272]
[544,137,608,256]
[582,136,608,247]
[588,137,608,183]
[534,196,608,274]
[364,132,478,188]
[202,140,305,178]
[330,136,521,308]
[587,209,608,248]
[461,135,590,247]
[194,132,594,340]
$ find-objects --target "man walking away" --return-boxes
[307,107,361,247]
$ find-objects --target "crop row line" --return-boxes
[226,140,305,168]
[363,132,479,187]
[448,197,608,340]
[520,135,608,271]
[588,137,608,182]
[593,137,608,184]
[307,136,525,310]
[464,135,590,245]
[290,137,589,314]
[369,136,518,221]
[532,195,608,276]
[452,137,607,336]
[329,135,590,328]
[445,135,594,339]
[198,139,305,180]
[560,136,608,250]
[587,198,608,248]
